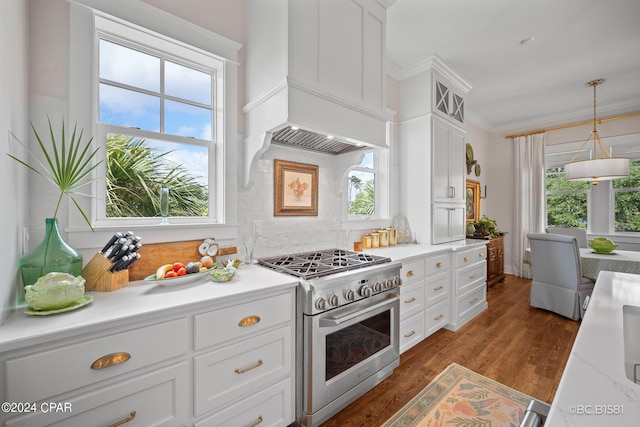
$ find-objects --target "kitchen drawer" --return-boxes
[455,285,486,321]
[6,362,188,427]
[399,280,424,321]
[455,262,486,295]
[400,311,424,354]
[424,272,448,307]
[194,292,293,350]
[455,246,486,267]
[401,259,425,283]
[194,325,292,415]
[6,318,188,403]
[424,253,449,276]
[194,378,292,427]
[424,299,448,337]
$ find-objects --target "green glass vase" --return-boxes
[19,218,83,292]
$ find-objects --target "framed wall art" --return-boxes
[274,159,319,216]
[465,179,481,224]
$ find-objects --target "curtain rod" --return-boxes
[504,111,640,139]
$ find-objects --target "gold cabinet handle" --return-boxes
[435,262,442,268]
[404,330,416,338]
[107,411,136,427]
[249,415,264,427]
[469,298,479,304]
[404,297,416,304]
[406,270,414,277]
[90,352,131,370]
[468,274,478,279]
[239,315,261,327]
[434,314,444,320]
[433,285,443,291]
[235,359,263,374]
[479,252,485,257]
[464,257,469,262]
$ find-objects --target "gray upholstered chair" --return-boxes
[545,227,588,248]
[527,233,595,320]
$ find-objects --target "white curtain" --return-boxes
[512,133,546,277]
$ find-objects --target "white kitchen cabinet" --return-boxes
[399,56,470,244]
[0,272,297,427]
[446,245,488,331]
[398,252,450,353]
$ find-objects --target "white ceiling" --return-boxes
[386,0,640,133]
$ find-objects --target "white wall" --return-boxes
[1,0,29,318]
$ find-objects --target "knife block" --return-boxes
[81,253,129,292]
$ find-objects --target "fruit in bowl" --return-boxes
[589,237,618,253]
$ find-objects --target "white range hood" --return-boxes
[242,0,395,189]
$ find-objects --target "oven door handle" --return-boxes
[319,294,398,327]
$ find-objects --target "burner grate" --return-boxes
[256,248,391,279]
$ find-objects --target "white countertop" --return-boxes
[0,264,298,353]
[546,271,640,426]
[366,239,487,261]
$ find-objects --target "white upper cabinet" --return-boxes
[432,118,465,204]
[433,77,465,124]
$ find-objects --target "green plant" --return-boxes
[8,117,102,230]
[474,215,500,237]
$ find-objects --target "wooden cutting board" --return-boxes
[127,240,237,281]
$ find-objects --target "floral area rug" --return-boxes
[382,363,540,427]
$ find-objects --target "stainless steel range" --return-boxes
[257,249,402,427]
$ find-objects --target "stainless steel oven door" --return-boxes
[303,290,400,416]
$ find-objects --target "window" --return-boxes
[613,160,640,232]
[348,152,376,216]
[94,16,224,225]
[545,166,589,228]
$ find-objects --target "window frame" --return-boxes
[67,1,240,249]
[347,151,377,219]
[611,160,640,233]
[545,166,590,230]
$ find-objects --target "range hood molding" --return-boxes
[243,0,392,190]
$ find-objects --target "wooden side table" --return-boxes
[468,234,505,289]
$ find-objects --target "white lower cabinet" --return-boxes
[447,245,488,331]
[400,312,425,354]
[0,288,296,427]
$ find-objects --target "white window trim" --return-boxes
[344,149,390,224]
[67,0,240,249]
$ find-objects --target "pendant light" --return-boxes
[564,79,629,185]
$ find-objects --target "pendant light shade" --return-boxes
[564,79,630,185]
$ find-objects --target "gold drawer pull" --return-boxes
[404,330,416,338]
[468,274,478,279]
[90,352,131,370]
[463,257,469,262]
[248,415,264,427]
[435,262,442,268]
[433,285,443,291]
[239,315,261,327]
[406,270,414,277]
[434,314,444,320]
[107,411,136,427]
[404,297,416,304]
[479,252,485,257]
[235,359,263,374]
[469,298,479,304]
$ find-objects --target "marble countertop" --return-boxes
[366,239,487,261]
[0,264,298,353]
[546,271,640,426]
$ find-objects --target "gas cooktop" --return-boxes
[256,248,391,280]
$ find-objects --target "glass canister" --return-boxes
[362,235,372,249]
[378,229,389,247]
[370,232,380,248]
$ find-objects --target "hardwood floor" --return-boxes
[321,275,581,427]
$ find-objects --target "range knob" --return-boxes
[384,278,393,289]
[328,294,339,307]
[373,281,383,293]
[394,276,402,287]
[345,289,356,302]
[359,285,372,298]
[315,298,327,311]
